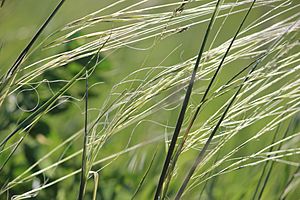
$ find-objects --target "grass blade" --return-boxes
[77,61,89,199]
[0,0,5,7]
[0,68,84,149]
[175,1,257,198]
[154,1,223,199]
[251,122,282,200]
[0,0,65,94]
[280,165,300,200]
[256,118,296,199]
[132,148,158,200]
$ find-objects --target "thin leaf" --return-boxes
[154,1,223,199]
[0,0,65,94]
[175,1,257,198]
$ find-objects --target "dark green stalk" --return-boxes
[198,174,210,199]
[198,152,221,199]
[0,0,5,7]
[0,137,25,173]
[257,118,295,200]
[175,73,246,199]
[77,64,89,200]
[249,22,298,199]
[175,2,257,198]
[77,36,110,200]
[154,1,222,199]
[280,165,300,200]
[131,148,158,200]
[175,62,257,199]
[0,0,65,94]
[251,123,281,200]
[163,0,268,192]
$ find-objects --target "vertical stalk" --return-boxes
[78,65,89,200]
[154,1,222,199]
[175,1,257,198]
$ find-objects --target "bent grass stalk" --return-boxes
[154,1,222,199]
[0,0,299,199]
[0,0,65,107]
[175,1,258,198]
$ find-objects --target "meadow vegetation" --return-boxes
[0,0,299,199]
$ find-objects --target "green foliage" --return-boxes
[0,0,300,199]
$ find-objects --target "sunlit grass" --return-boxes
[0,0,299,199]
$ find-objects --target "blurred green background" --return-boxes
[0,0,299,199]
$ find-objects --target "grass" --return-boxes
[154,1,223,198]
[0,0,300,199]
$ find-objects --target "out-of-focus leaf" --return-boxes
[48,97,70,115]
[28,120,50,138]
